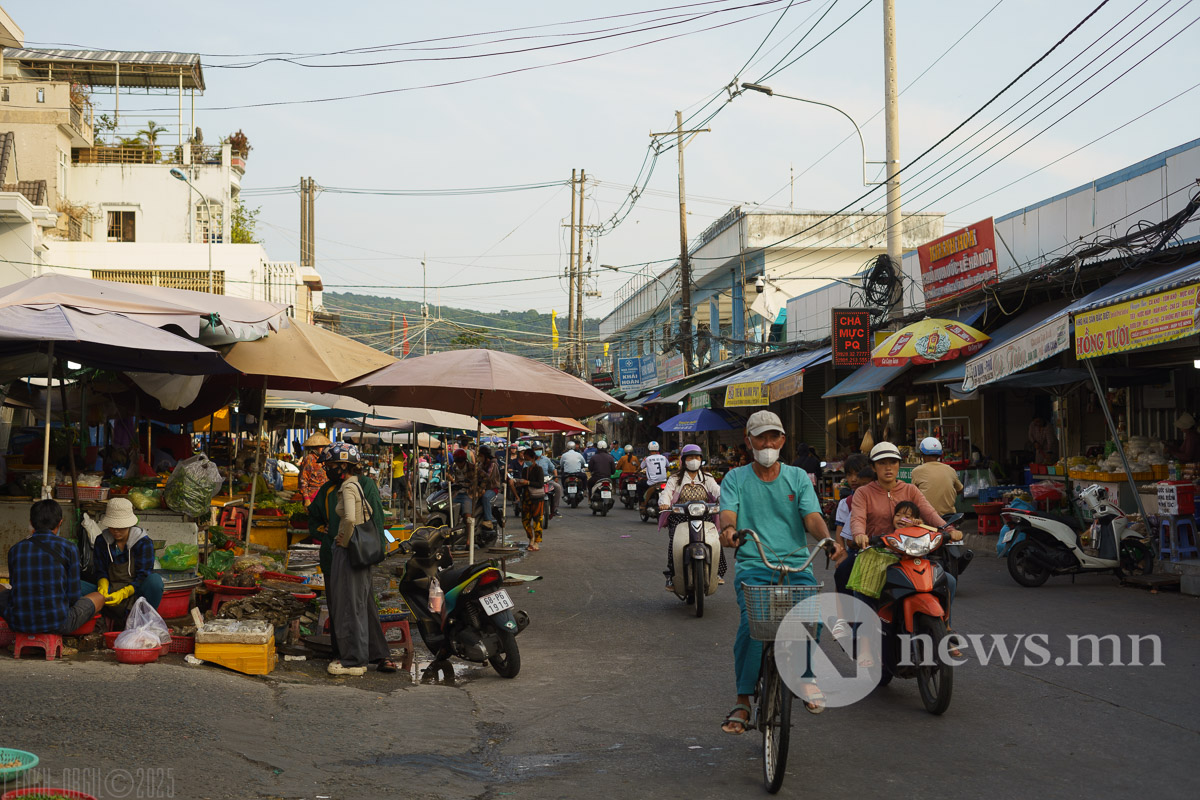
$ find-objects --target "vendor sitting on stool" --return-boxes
[0,499,106,634]
[80,497,164,623]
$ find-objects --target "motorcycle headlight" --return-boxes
[687,502,708,517]
[902,534,932,557]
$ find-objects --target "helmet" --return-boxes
[648,441,660,452]
[566,441,577,450]
[918,437,943,456]
[587,441,595,448]
[681,444,703,458]
[321,443,360,464]
[596,439,608,450]
[453,449,469,462]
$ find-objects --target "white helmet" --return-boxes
[587,441,595,447]
[648,441,660,452]
[918,437,943,456]
[597,439,608,450]
[566,441,577,450]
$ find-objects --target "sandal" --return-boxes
[528,543,540,551]
[799,684,826,715]
[376,659,399,673]
[947,628,963,658]
[831,619,850,641]
[722,704,752,735]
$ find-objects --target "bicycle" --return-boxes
[737,529,837,794]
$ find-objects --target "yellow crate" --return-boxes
[194,637,277,675]
[248,525,289,551]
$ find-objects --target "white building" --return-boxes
[0,7,321,318]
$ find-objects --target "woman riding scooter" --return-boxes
[659,444,724,591]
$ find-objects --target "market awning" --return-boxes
[707,348,830,407]
[919,301,1071,387]
[643,365,744,405]
[823,306,985,399]
[1073,258,1200,360]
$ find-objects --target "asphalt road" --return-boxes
[2,503,1198,800]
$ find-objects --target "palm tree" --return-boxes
[136,121,167,162]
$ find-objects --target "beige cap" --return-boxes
[99,497,138,529]
[745,410,785,437]
[869,442,902,462]
[304,432,333,448]
[1176,412,1195,430]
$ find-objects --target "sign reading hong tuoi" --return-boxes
[918,218,998,308]
[832,308,871,367]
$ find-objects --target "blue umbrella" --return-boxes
[657,408,743,432]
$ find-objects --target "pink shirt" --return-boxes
[849,481,947,541]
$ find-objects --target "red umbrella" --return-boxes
[487,415,593,433]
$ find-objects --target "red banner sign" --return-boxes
[918,217,998,307]
[832,308,871,367]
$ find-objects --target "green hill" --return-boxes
[320,292,602,366]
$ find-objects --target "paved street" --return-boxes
[3,504,1199,800]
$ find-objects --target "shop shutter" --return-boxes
[799,368,828,456]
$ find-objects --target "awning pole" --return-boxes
[40,343,55,498]
[1084,360,1148,522]
[245,377,268,533]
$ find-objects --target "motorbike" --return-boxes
[1002,484,1153,587]
[871,519,959,715]
[398,527,529,678]
[640,481,666,523]
[619,473,641,509]
[928,513,971,578]
[563,472,586,508]
[423,487,503,550]
[590,477,615,516]
[662,501,722,617]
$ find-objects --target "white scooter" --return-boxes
[1002,484,1153,587]
[662,501,722,617]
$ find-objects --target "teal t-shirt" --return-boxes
[720,463,822,571]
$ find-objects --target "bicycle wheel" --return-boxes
[760,645,792,793]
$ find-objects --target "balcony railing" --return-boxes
[68,97,94,144]
[71,142,225,166]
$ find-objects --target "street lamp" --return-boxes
[741,83,878,187]
[170,167,215,293]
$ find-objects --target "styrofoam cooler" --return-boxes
[1157,481,1196,516]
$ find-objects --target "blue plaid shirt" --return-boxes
[4,530,81,633]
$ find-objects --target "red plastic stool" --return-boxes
[978,514,1003,535]
[218,506,247,538]
[380,618,414,671]
[209,590,247,614]
[13,632,63,660]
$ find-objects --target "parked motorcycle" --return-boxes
[619,473,641,509]
[590,478,615,516]
[399,527,529,678]
[640,481,665,523]
[663,501,722,617]
[562,472,586,508]
[423,488,503,550]
[871,519,959,715]
[1002,484,1153,587]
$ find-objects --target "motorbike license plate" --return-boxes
[601,491,612,499]
[480,590,514,616]
[627,484,637,491]
[567,486,577,494]
[1000,529,1013,544]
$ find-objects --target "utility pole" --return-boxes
[390,312,396,355]
[575,169,585,376]
[567,169,578,373]
[882,0,903,319]
[421,257,429,356]
[299,177,308,267]
[650,114,709,376]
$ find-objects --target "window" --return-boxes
[35,87,45,103]
[57,150,68,199]
[107,210,135,242]
[195,201,223,244]
[1,88,9,102]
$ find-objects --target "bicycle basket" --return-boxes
[743,583,823,641]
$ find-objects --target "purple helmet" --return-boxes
[681,444,703,458]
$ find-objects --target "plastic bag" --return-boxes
[1030,481,1062,502]
[114,597,171,648]
[159,542,199,571]
[231,554,283,576]
[198,549,235,580]
[164,454,224,518]
[129,489,162,510]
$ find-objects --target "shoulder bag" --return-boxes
[346,483,385,569]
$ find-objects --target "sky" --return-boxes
[10,0,1199,326]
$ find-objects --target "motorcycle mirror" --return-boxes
[943,512,965,527]
[820,461,828,468]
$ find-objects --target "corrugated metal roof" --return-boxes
[1071,259,1200,315]
[4,47,205,90]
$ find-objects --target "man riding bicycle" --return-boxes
[717,411,845,734]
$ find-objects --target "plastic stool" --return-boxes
[210,590,248,614]
[1158,515,1200,562]
[13,632,63,660]
[218,506,247,539]
[978,514,1003,536]
[380,618,414,671]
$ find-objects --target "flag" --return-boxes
[603,343,609,358]
[402,314,410,356]
[551,310,559,349]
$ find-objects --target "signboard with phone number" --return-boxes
[832,308,871,367]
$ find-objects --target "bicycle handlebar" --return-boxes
[734,529,836,574]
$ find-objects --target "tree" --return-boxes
[449,328,491,349]
[230,199,261,244]
[136,120,167,161]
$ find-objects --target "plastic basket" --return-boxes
[54,484,109,501]
[0,748,38,781]
[113,647,160,664]
[3,789,98,800]
[168,634,195,654]
[742,583,823,642]
[0,618,14,647]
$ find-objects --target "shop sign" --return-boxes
[617,357,641,388]
[590,372,614,391]
[961,316,1069,391]
[686,391,711,411]
[639,353,658,385]
[768,371,804,403]
[724,382,768,407]
[832,308,871,367]
[918,218,998,308]
[1074,283,1200,360]
[663,354,686,382]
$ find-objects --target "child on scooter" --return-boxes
[891,500,921,530]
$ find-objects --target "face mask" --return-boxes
[752,447,780,468]
[685,458,701,472]
[535,450,543,457]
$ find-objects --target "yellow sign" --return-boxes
[1074,283,1200,360]
[768,371,804,403]
[724,382,768,407]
